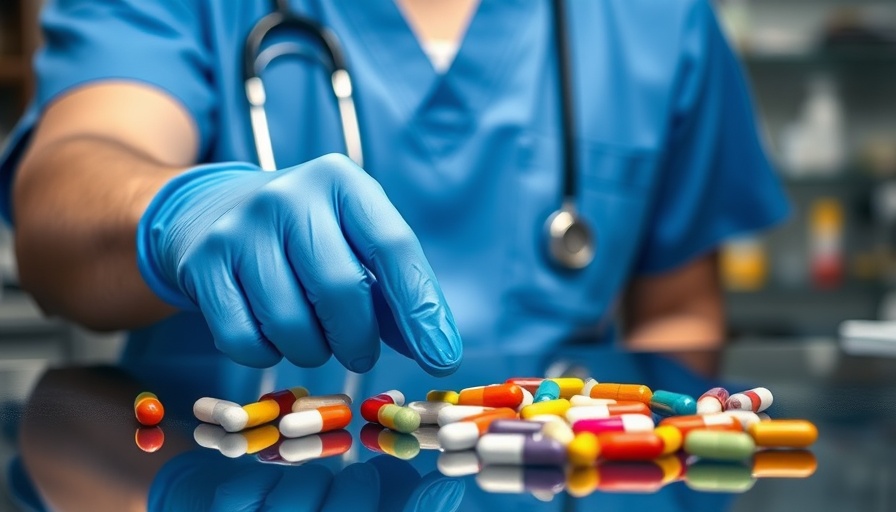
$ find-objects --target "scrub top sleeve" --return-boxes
[0,0,216,224]
[633,0,790,276]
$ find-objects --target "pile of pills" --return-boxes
[189,377,818,495]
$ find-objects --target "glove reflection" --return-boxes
[149,450,464,512]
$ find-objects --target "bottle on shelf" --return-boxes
[809,198,845,290]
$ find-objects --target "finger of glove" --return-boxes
[283,205,380,374]
[321,462,380,512]
[366,455,422,511]
[185,239,282,368]
[263,464,333,512]
[371,278,413,359]
[403,470,466,512]
[237,243,331,368]
[209,464,281,512]
[339,178,462,376]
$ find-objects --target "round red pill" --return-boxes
[135,396,165,426]
[135,426,165,453]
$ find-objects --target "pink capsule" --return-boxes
[726,387,773,413]
[572,414,655,435]
[696,387,729,415]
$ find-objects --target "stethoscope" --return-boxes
[244,0,595,270]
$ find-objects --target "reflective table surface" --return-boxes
[1,340,894,511]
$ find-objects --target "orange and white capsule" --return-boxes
[458,384,525,408]
[589,383,653,405]
[438,408,518,451]
[566,402,651,423]
[279,404,352,438]
[726,387,773,413]
[437,405,494,426]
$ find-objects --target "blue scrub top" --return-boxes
[0,0,788,401]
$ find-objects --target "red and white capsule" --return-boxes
[572,414,655,435]
[697,387,729,415]
[726,387,773,413]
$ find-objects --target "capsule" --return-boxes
[476,466,566,495]
[684,430,755,461]
[597,432,665,461]
[549,377,585,398]
[685,460,755,493]
[406,401,450,425]
[377,404,421,434]
[569,395,616,407]
[520,398,570,419]
[438,450,481,477]
[655,454,686,484]
[193,397,240,425]
[541,419,575,445]
[568,432,600,467]
[426,390,459,404]
[581,378,599,397]
[135,426,165,453]
[278,429,352,463]
[476,433,566,466]
[258,386,309,415]
[589,383,653,405]
[517,388,534,412]
[279,404,352,438]
[658,414,741,438]
[438,408,518,451]
[218,425,281,458]
[573,414,655,435]
[650,390,697,416]
[458,383,524,408]
[565,402,651,423]
[291,393,351,413]
[214,399,278,432]
[726,387,773,413]
[654,425,683,455]
[748,420,817,448]
[437,405,494,426]
[504,377,544,395]
[697,387,729,415]
[596,461,665,493]
[534,380,561,403]
[722,410,761,430]
[488,420,544,435]
[360,390,405,423]
[752,449,817,478]
[134,393,164,427]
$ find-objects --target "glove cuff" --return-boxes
[136,162,261,310]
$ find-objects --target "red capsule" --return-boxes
[597,432,665,461]
[360,390,405,423]
[505,377,544,395]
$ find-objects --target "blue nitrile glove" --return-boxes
[136,154,462,376]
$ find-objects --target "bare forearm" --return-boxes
[625,311,724,351]
[14,135,183,329]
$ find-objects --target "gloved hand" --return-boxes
[148,451,466,512]
[137,154,462,376]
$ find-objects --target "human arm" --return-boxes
[13,83,192,330]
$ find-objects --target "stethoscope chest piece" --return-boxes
[545,203,595,270]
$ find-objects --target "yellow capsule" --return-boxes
[520,398,571,420]
[568,432,600,467]
[567,466,599,497]
[242,399,281,429]
[426,390,459,405]
[542,419,575,445]
[748,420,818,448]
[549,378,585,398]
[654,425,683,455]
